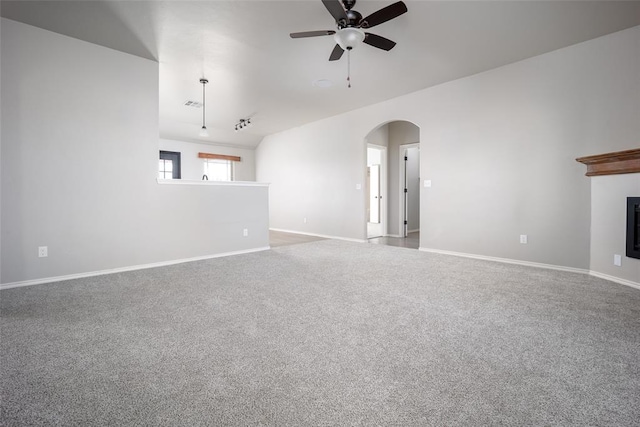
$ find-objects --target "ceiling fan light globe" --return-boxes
[334,27,365,50]
[199,126,209,137]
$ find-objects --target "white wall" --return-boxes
[256,117,366,239]
[159,138,256,182]
[0,18,3,283]
[257,26,640,279]
[1,19,269,285]
[590,174,640,285]
[366,125,389,148]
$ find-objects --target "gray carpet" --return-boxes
[1,240,639,426]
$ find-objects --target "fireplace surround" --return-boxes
[577,148,640,265]
[627,197,640,260]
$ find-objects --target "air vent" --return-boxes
[184,100,202,108]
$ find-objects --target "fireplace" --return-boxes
[576,149,640,263]
[627,197,640,260]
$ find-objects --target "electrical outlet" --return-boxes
[303,217,307,224]
[424,180,432,188]
[614,254,622,266]
[38,246,48,258]
[356,183,362,190]
[520,235,528,244]
[243,228,249,237]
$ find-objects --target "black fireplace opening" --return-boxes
[627,197,640,260]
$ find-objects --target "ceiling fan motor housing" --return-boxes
[345,10,363,27]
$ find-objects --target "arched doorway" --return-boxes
[363,120,420,248]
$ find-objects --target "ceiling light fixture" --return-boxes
[333,28,364,89]
[199,78,209,137]
[333,27,365,50]
[234,118,252,132]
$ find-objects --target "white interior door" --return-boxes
[369,164,380,223]
[366,145,386,239]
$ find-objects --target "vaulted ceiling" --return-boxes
[2,1,639,147]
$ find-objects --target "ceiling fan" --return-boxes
[290,0,408,62]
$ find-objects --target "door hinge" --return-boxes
[404,156,408,161]
[404,220,408,225]
[404,188,408,193]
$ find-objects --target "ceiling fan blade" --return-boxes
[360,1,407,28]
[329,44,345,61]
[290,30,336,39]
[363,33,396,51]
[322,0,347,23]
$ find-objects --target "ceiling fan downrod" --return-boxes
[343,0,356,10]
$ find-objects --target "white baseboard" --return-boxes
[589,270,640,291]
[418,248,639,292]
[270,228,367,243]
[407,229,420,234]
[0,246,271,291]
[418,247,589,275]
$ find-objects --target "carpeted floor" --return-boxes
[1,240,639,426]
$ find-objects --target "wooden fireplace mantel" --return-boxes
[576,148,640,177]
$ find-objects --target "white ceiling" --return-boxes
[2,1,639,148]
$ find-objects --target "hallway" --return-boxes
[270,230,419,250]
[368,232,419,250]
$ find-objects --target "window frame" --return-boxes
[159,150,181,179]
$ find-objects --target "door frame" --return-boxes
[398,143,419,238]
[367,143,388,238]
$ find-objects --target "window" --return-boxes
[159,151,181,179]
[198,152,240,182]
[203,158,233,181]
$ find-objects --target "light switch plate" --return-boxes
[614,254,622,266]
[424,180,432,188]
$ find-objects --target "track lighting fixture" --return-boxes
[199,78,209,137]
[234,118,252,132]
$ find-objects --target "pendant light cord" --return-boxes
[202,80,206,128]
[198,78,209,137]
